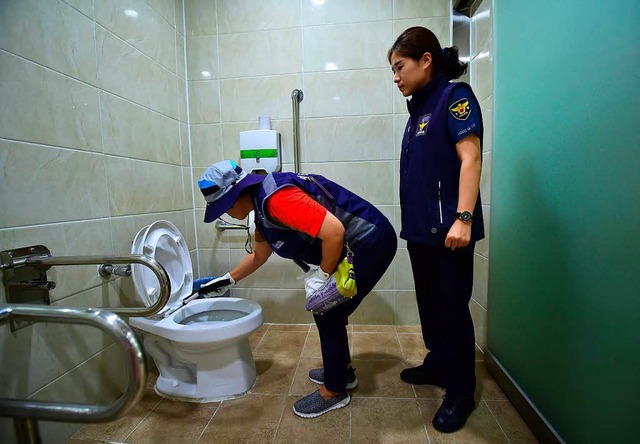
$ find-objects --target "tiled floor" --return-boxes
[69,324,538,443]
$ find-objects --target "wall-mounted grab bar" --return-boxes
[1,250,171,318]
[291,89,303,173]
[0,304,147,441]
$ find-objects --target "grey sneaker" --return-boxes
[292,390,350,418]
[308,367,358,390]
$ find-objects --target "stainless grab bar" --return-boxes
[291,89,303,173]
[0,304,147,422]
[25,254,170,317]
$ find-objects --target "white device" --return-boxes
[239,116,281,175]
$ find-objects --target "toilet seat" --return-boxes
[131,220,193,311]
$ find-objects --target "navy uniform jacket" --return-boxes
[399,73,485,245]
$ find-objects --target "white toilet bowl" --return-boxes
[128,220,263,402]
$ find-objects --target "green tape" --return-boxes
[240,149,278,159]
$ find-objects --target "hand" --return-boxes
[198,272,236,297]
[304,268,330,299]
[444,219,472,250]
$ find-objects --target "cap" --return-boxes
[198,160,266,222]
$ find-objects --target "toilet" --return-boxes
[128,220,263,402]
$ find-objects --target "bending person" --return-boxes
[197,160,397,418]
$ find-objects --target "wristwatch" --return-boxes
[456,211,473,222]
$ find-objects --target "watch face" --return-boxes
[459,211,472,222]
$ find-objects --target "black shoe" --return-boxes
[308,367,358,390]
[432,394,475,433]
[400,365,446,387]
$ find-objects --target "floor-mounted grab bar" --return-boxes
[1,247,171,318]
[0,304,147,441]
[291,88,303,173]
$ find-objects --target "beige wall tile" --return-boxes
[104,157,185,216]
[96,28,179,119]
[231,250,304,289]
[185,0,217,36]
[95,0,176,73]
[0,51,102,152]
[190,124,223,167]
[146,0,176,28]
[100,92,181,164]
[188,80,221,124]
[220,74,303,122]
[304,116,395,162]
[394,249,414,290]
[350,290,395,325]
[232,287,312,323]
[174,0,184,35]
[473,253,489,308]
[62,0,94,19]
[480,96,493,153]
[471,298,488,350]
[480,150,492,203]
[303,22,391,72]
[186,35,218,81]
[175,30,186,78]
[0,141,109,228]
[471,37,493,103]
[476,205,490,257]
[394,0,450,19]
[302,0,392,26]
[472,0,493,57]
[0,0,97,84]
[394,290,420,324]
[217,0,301,34]
[304,69,392,117]
[219,28,302,78]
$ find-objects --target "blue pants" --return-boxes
[313,222,397,392]
[407,242,476,397]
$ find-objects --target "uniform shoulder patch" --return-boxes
[449,98,471,120]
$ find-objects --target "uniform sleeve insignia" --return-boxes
[449,98,471,120]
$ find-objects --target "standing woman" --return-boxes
[388,27,485,433]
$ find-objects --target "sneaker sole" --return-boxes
[308,375,358,390]
[292,393,351,419]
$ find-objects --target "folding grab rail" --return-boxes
[0,304,147,443]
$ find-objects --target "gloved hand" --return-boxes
[198,272,235,297]
[304,268,330,299]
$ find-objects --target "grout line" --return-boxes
[483,399,513,444]
[195,401,221,444]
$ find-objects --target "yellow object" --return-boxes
[334,248,357,298]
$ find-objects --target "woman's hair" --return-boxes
[388,26,467,80]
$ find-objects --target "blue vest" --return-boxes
[400,74,485,245]
[253,172,390,265]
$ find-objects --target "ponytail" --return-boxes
[389,27,467,81]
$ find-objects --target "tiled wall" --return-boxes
[0,0,190,442]
[187,0,453,325]
[469,0,494,350]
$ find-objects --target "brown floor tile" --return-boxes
[350,359,415,398]
[274,395,351,443]
[351,398,428,443]
[351,324,396,333]
[351,332,403,360]
[248,324,269,350]
[199,394,287,444]
[395,325,423,333]
[290,357,324,395]
[476,362,507,400]
[486,400,540,443]
[267,323,311,331]
[251,357,297,395]
[253,330,307,358]
[301,333,322,358]
[72,387,162,442]
[125,398,218,444]
[418,399,509,443]
[398,333,429,361]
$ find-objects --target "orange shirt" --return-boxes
[264,186,327,237]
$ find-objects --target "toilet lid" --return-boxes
[130,220,193,310]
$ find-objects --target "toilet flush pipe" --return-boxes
[291,89,303,173]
